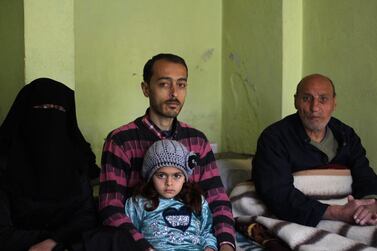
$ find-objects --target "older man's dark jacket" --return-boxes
[252,113,377,226]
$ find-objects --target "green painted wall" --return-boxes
[282,0,302,117]
[222,0,282,154]
[74,0,222,159]
[0,0,24,124]
[24,0,75,88]
[6,1,376,172]
[303,0,377,171]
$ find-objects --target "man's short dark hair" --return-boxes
[143,53,188,84]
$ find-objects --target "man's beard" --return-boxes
[152,99,182,118]
[301,117,330,133]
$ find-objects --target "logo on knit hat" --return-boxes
[188,154,199,169]
[142,140,198,182]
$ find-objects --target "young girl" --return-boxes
[124,139,218,251]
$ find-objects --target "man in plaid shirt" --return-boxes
[99,53,236,251]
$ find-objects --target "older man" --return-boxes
[252,74,377,227]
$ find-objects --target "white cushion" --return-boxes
[216,157,252,194]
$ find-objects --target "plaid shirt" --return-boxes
[99,112,235,250]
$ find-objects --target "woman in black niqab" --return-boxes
[0,78,99,251]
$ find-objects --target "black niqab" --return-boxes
[0,78,97,201]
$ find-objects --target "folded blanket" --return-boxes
[230,169,377,251]
[235,216,291,251]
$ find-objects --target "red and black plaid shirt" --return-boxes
[99,112,235,250]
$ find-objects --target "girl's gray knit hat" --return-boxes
[142,139,198,182]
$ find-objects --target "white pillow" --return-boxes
[216,158,252,194]
[293,169,352,205]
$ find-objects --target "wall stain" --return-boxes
[195,65,204,72]
[194,49,215,72]
[224,51,260,153]
[229,52,241,67]
[201,48,214,62]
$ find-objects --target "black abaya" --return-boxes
[0,78,99,251]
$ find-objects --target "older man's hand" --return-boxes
[324,195,376,223]
[353,199,377,225]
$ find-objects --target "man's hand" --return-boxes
[324,195,376,223]
[219,243,234,251]
[28,239,57,251]
[353,198,377,225]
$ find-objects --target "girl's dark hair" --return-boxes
[132,180,203,215]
